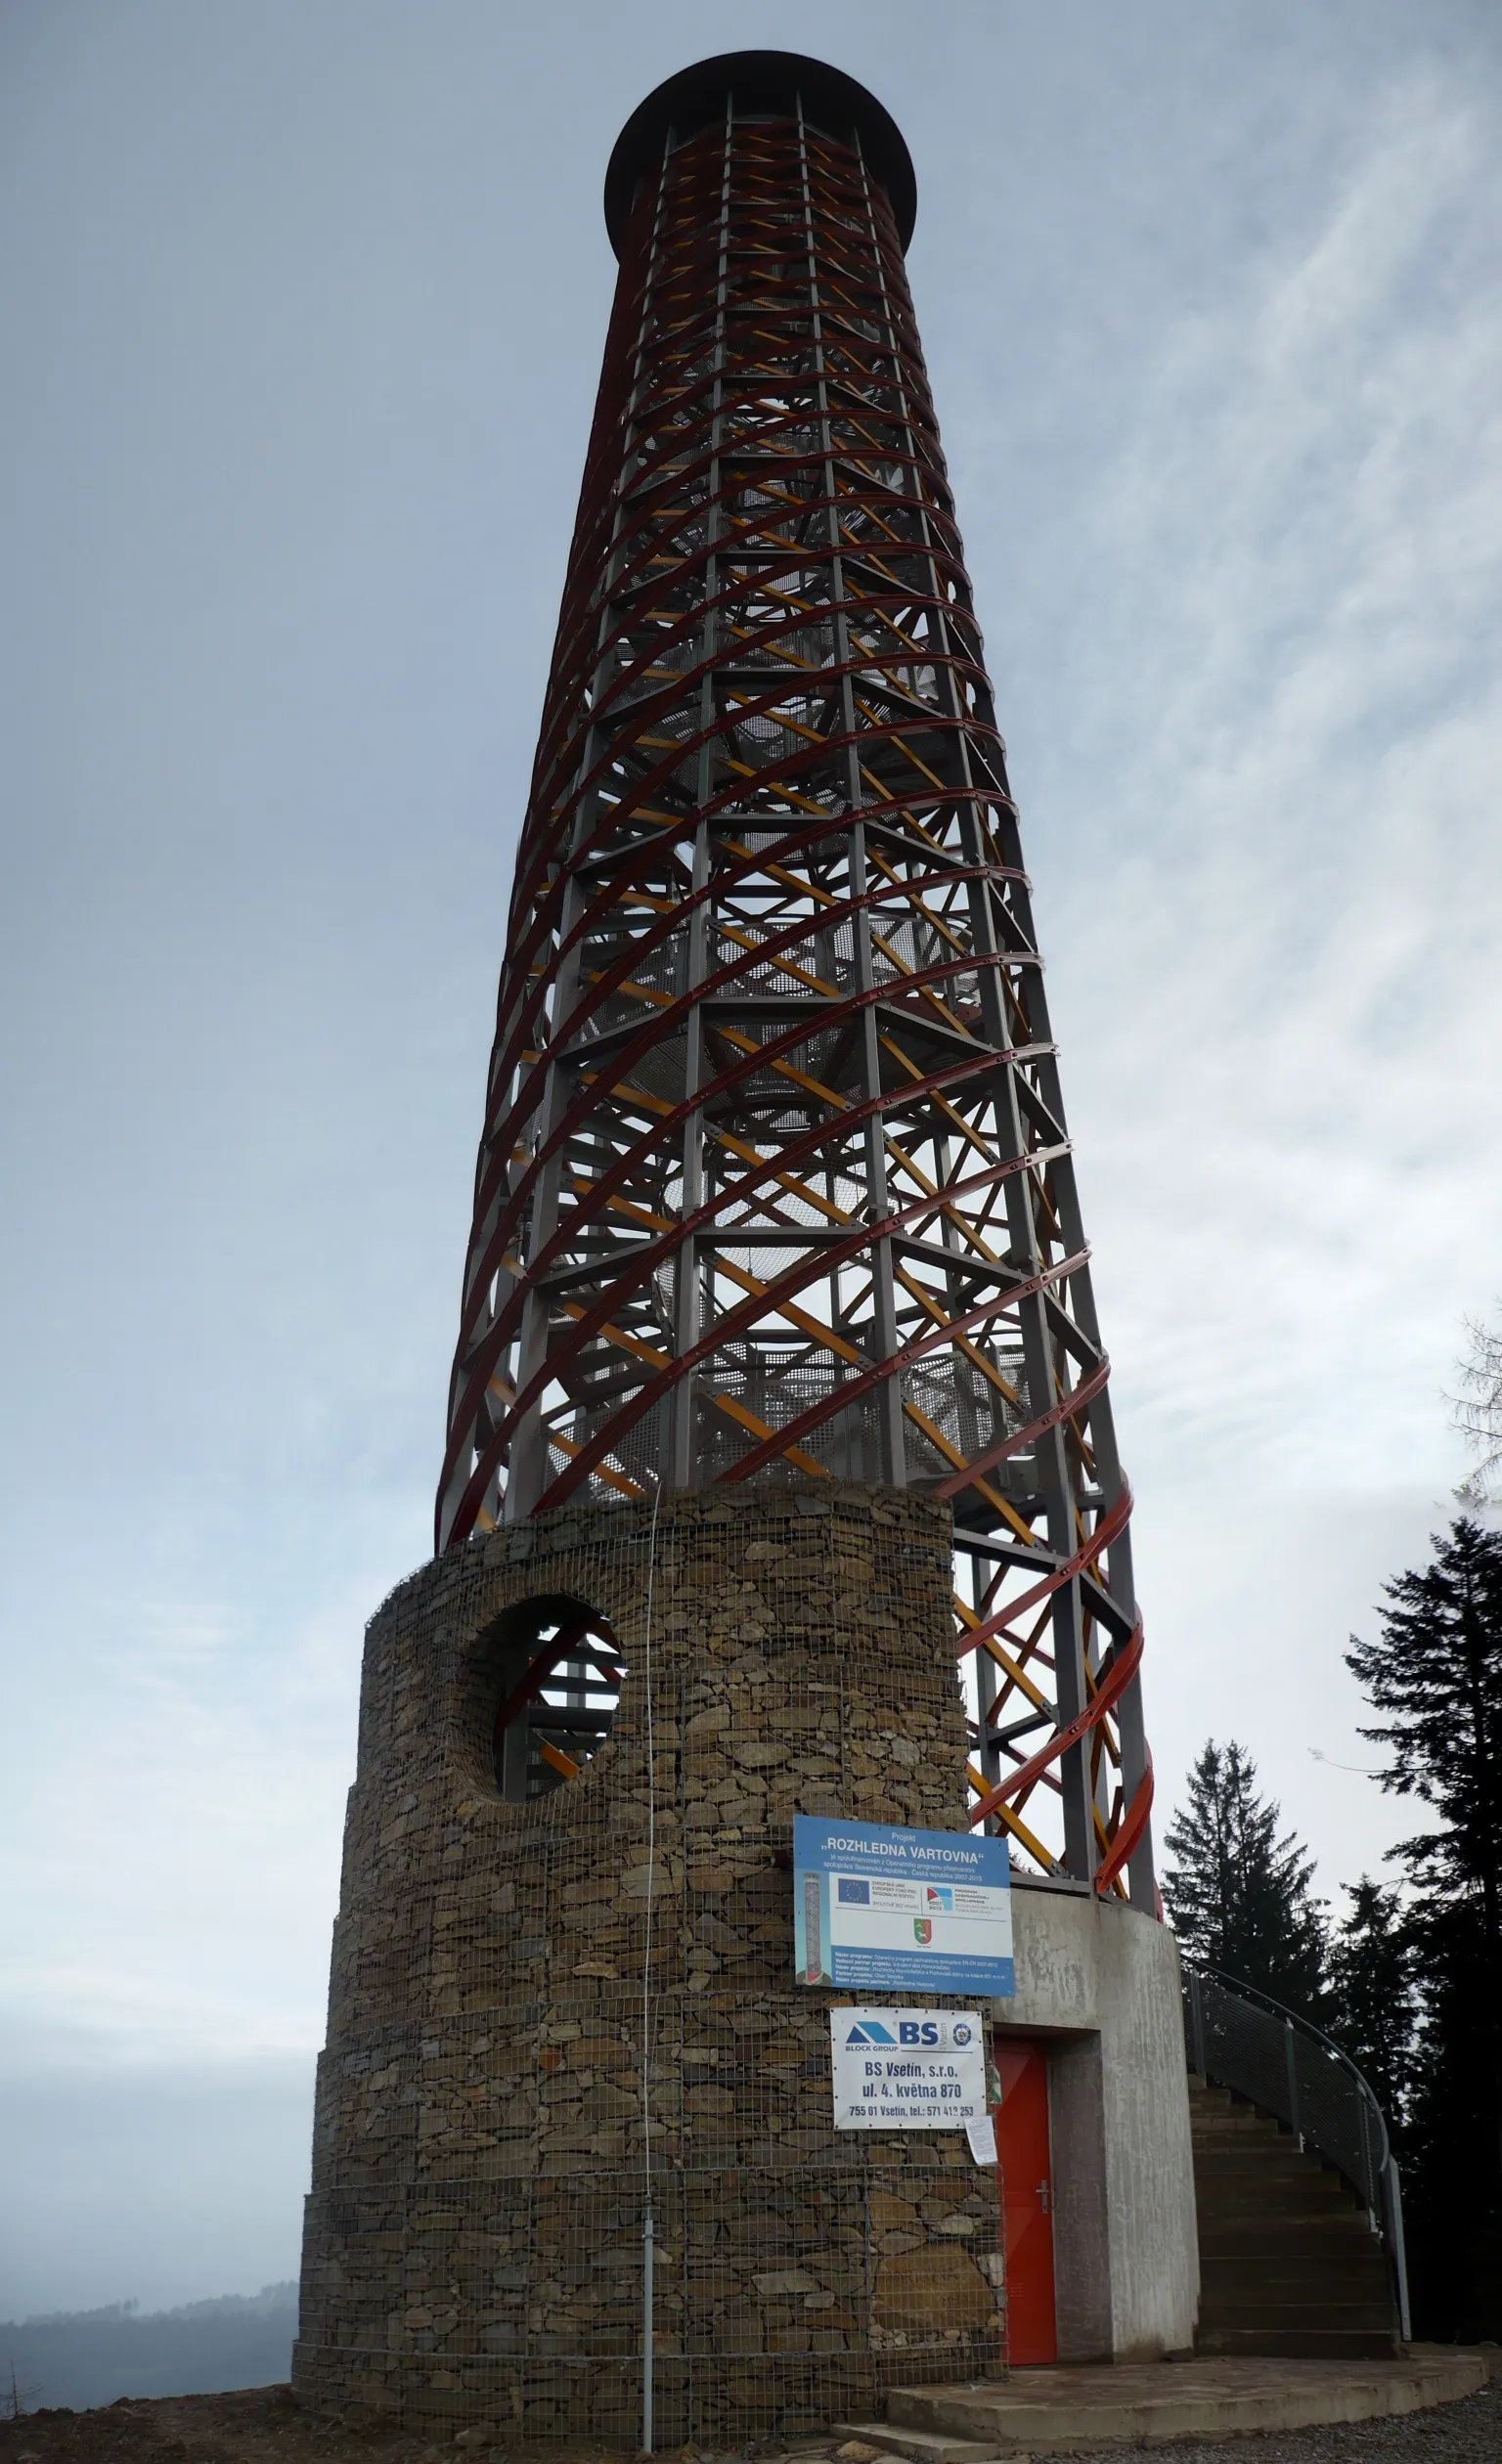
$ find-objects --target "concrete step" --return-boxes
[1195,2189,1372,2218]
[1191,2207,1379,2247]
[832,2422,1026,2464]
[1195,2327,1401,2359]
[881,2351,1490,2453]
[1200,2264,1392,2294]
[1202,2278,1389,2301]
[1194,2148,1348,2178]
[1192,2139,1354,2169]
[1199,2224,1385,2253]
[1194,2181,1364,2214]
[1192,2148,1355,2181]
[1196,2133,1263,2146]
[1200,2246,1389,2277]
[1191,2306,1389,2325]
[1198,2211,1366,2236]
[1199,2297,1397,2327]
[1200,2286,1392,2315]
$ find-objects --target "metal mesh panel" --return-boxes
[1183,1966,1389,2215]
[296,1489,1008,2442]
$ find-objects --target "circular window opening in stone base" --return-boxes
[484,1594,626,1803]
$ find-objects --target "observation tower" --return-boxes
[295,56,1197,2445]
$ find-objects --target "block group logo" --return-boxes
[843,2015,977,2049]
[912,1917,933,1944]
[925,1883,954,1913]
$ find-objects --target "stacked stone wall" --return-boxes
[294,1484,1006,2443]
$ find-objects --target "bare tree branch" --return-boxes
[1447,1308,1502,1506]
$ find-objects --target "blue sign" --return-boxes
[793,1817,1014,1997]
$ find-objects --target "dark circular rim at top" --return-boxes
[604,50,917,257]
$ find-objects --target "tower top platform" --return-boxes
[604,49,917,257]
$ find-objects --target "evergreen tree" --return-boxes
[1163,1738,1328,2015]
[1347,1518,1502,1961]
[1346,1517,1502,2339]
[1395,1896,1502,2339]
[1324,1877,1416,2130]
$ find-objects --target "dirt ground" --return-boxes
[0,2386,743,2464]
[4,2383,1502,2464]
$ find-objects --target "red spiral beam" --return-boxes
[435,53,1155,1904]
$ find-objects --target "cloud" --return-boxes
[989,66,1502,1501]
[977,65,1502,1882]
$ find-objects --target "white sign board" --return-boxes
[965,2113,999,2166]
[829,2006,990,2131]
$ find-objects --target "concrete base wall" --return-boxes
[1002,1884,1199,2360]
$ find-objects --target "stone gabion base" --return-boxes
[294,1485,1006,2442]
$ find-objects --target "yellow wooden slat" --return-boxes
[978,1632,1053,1719]
[904,1398,1036,1544]
[894,1264,1022,1407]
[964,1765,1056,1871]
[549,1432,645,1501]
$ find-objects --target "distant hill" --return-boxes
[2,2282,298,2412]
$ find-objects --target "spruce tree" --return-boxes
[1397,1897,1502,2338]
[1346,1517,1502,2338]
[1346,1518,1502,1958]
[1163,1738,1328,2015]
[1324,1877,1416,2129]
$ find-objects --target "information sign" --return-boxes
[793,1816,1014,1996]
[829,2006,990,2131]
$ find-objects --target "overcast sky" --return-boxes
[2,0,1500,2317]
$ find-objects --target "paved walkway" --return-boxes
[851,2347,1497,2455]
[1033,2379,1502,2459]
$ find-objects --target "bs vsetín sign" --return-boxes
[829,2007,990,2131]
[793,1816,1014,1997]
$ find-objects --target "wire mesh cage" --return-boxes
[296,1488,1008,2442]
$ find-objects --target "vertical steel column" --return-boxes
[669,103,735,1488]
[800,97,906,1485]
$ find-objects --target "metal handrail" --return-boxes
[1184,1960,1392,2167]
[1182,1958,1410,2342]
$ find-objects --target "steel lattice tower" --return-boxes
[435,53,1154,1904]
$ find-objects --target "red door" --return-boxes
[994,2034,1057,2364]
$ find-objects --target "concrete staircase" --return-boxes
[1188,2072,1399,2358]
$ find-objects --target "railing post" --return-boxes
[1283,2017,1302,2149]
[1383,2159,1412,2344]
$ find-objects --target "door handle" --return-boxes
[1037,2180,1050,2214]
